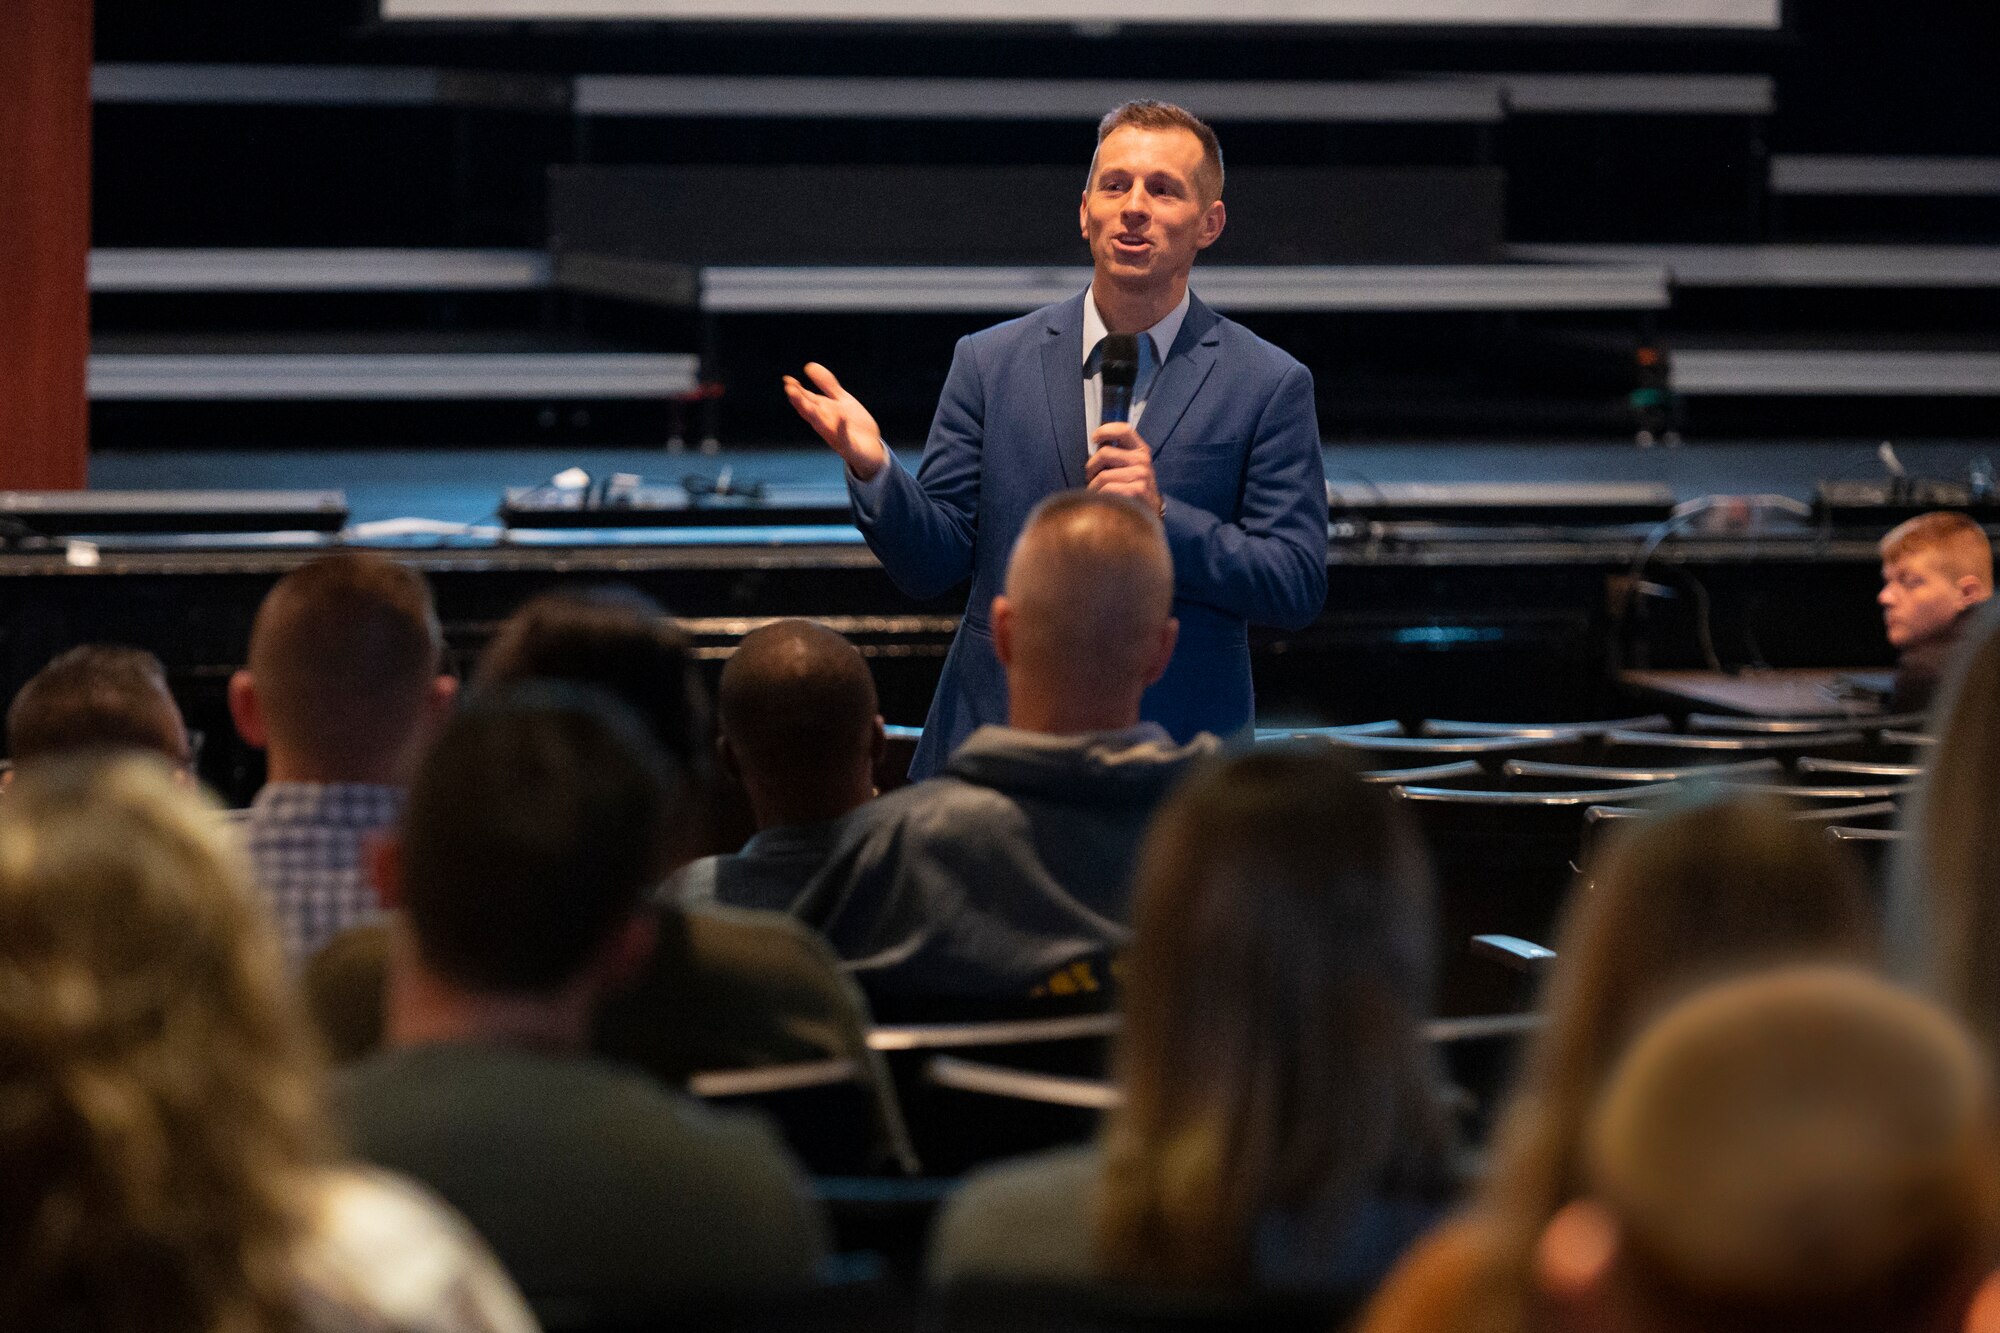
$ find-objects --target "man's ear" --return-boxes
[1534,1200,1621,1326]
[424,674,459,728]
[1963,1269,2000,1333]
[1956,574,1986,610]
[1144,617,1180,688]
[228,669,268,750]
[367,832,405,911]
[869,715,887,767]
[716,733,744,787]
[598,911,658,994]
[1196,198,1227,251]
[991,595,1016,669]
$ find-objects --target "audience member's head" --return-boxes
[1879,511,1993,650]
[229,553,454,786]
[716,619,883,830]
[5,643,191,775]
[472,585,711,778]
[377,687,683,1047]
[1094,748,1456,1288]
[992,491,1177,735]
[1536,967,2000,1333]
[1470,794,1877,1333]
[0,754,329,1332]
[1891,598,2000,1054]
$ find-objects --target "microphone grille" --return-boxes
[1099,333,1141,389]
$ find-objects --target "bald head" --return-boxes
[717,619,882,827]
[234,553,447,782]
[1546,967,2000,1333]
[994,494,1176,732]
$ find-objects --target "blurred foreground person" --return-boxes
[1535,967,2000,1333]
[466,592,892,1128]
[1891,600,2000,1059]
[1359,794,1876,1333]
[472,586,720,861]
[930,748,1459,1296]
[341,690,826,1323]
[0,755,535,1333]
[5,642,191,773]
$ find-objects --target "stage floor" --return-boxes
[86,438,2000,532]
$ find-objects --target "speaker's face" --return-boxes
[1079,126,1225,297]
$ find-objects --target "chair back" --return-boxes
[870,1014,1119,1174]
[690,1058,907,1176]
[1418,713,1670,739]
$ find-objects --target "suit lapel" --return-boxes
[1138,293,1222,461]
[1039,294,1088,489]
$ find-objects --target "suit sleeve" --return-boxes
[1159,359,1329,632]
[847,335,986,602]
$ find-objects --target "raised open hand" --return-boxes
[783,362,888,481]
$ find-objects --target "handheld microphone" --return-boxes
[1099,333,1140,426]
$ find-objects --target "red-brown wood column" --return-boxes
[1,0,93,491]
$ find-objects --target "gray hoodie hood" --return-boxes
[943,724,1221,808]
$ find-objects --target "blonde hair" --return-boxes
[1094,750,1457,1287]
[0,755,330,1333]
[1467,794,1876,1333]
[1880,511,1994,592]
[1891,599,2000,1052]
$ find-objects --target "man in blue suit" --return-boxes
[786,100,1328,779]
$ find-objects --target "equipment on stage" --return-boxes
[499,471,852,528]
[1326,481,1676,527]
[1813,478,2000,527]
[1808,442,2000,527]
[0,490,349,544]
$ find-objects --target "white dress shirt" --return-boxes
[1082,286,1190,453]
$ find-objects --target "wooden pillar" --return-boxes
[0,0,93,491]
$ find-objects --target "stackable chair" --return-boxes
[1498,756,1783,791]
[1417,714,1672,741]
[1825,824,1906,896]
[1596,727,1872,771]
[1395,781,1675,1015]
[868,1012,1119,1174]
[689,1057,914,1176]
[1683,709,1928,737]
[1295,732,1591,774]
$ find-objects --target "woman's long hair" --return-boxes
[1468,793,1877,1333]
[1093,749,1459,1287]
[1890,599,2000,1053]
[0,756,330,1333]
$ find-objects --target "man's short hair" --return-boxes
[247,554,442,771]
[1005,491,1174,685]
[717,619,878,800]
[1584,967,2000,1333]
[6,645,188,767]
[472,586,709,775]
[1880,511,1995,590]
[1094,100,1224,204]
[399,686,682,995]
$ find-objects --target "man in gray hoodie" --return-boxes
[794,490,1219,1011]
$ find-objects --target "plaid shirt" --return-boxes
[240,782,404,962]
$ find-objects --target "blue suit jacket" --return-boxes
[850,290,1329,779]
